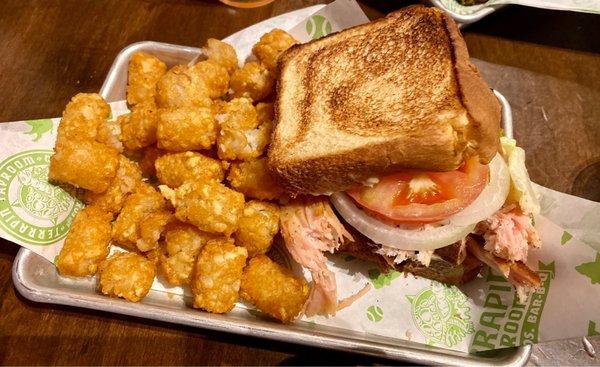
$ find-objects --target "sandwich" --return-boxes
[268,5,542,316]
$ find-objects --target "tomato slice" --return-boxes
[346,158,489,223]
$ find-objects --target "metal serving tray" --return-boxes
[13,7,530,366]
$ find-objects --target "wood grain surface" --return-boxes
[0,1,598,365]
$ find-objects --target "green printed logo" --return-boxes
[366,305,383,322]
[0,150,83,245]
[24,119,53,142]
[471,262,554,352]
[369,268,401,289]
[588,321,599,337]
[407,283,475,348]
[305,15,333,40]
[561,231,573,245]
[576,253,600,284]
[245,308,263,319]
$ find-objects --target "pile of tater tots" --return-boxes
[49,29,310,323]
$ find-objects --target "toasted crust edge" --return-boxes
[442,11,501,164]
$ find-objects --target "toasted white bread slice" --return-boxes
[268,5,501,195]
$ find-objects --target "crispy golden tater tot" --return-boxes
[252,29,297,71]
[156,65,212,109]
[139,145,164,178]
[235,201,279,258]
[191,238,248,313]
[190,60,229,99]
[203,38,238,75]
[56,206,113,277]
[155,151,224,188]
[119,99,159,151]
[211,99,227,116]
[160,180,244,236]
[96,119,124,152]
[144,247,160,264]
[216,98,271,161]
[83,155,142,214]
[112,183,167,250]
[159,221,214,286]
[227,158,283,200]
[217,124,271,161]
[157,107,217,152]
[49,139,119,193]
[98,252,156,302]
[56,93,111,146]
[216,97,257,129]
[127,52,167,106]
[240,255,309,323]
[137,210,173,252]
[229,62,274,102]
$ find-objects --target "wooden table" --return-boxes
[0,0,598,364]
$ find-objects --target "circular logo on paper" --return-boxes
[366,305,383,322]
[406,283,475,347]
[306,15,333,40]
[0,150,83,245]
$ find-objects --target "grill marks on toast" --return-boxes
[299,10,465,138]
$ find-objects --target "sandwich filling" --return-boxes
[280,137,542,316]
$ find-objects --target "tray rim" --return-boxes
[13,6,529,364]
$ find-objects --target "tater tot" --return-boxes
[240,255,309,323]
[218,123,271,161]
[139,145,164,178]
[211,99,227,116]
[252,29,298,71]
[227,158,283,200]
[156,65,212,109]
[112,183,167,251]
[155,151,224,188]
[137,210,173,252]
[56,206,113,277]
[49,139,119,193]
[119,99,159,151]
[203,38,239,75]
[127,52,167,106]
[157,107,217,152]
[160,180,244,236]
[217,97,257,129]
[191,238,248,313]
[83,155,142,214]
[159,221,214,286]
[56,93,111,146]
[216,98,271,161]
[235,201,279,258]
[189,60,229,99]
[96,119,124,152]
[229,62,275,102]
[98,252,156,302]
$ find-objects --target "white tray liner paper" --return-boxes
[1,0,600,354]
[437,0,600,16]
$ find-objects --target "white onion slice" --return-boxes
[330,192,476,251]
[330,153,510,251]
[447,153,511,226]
